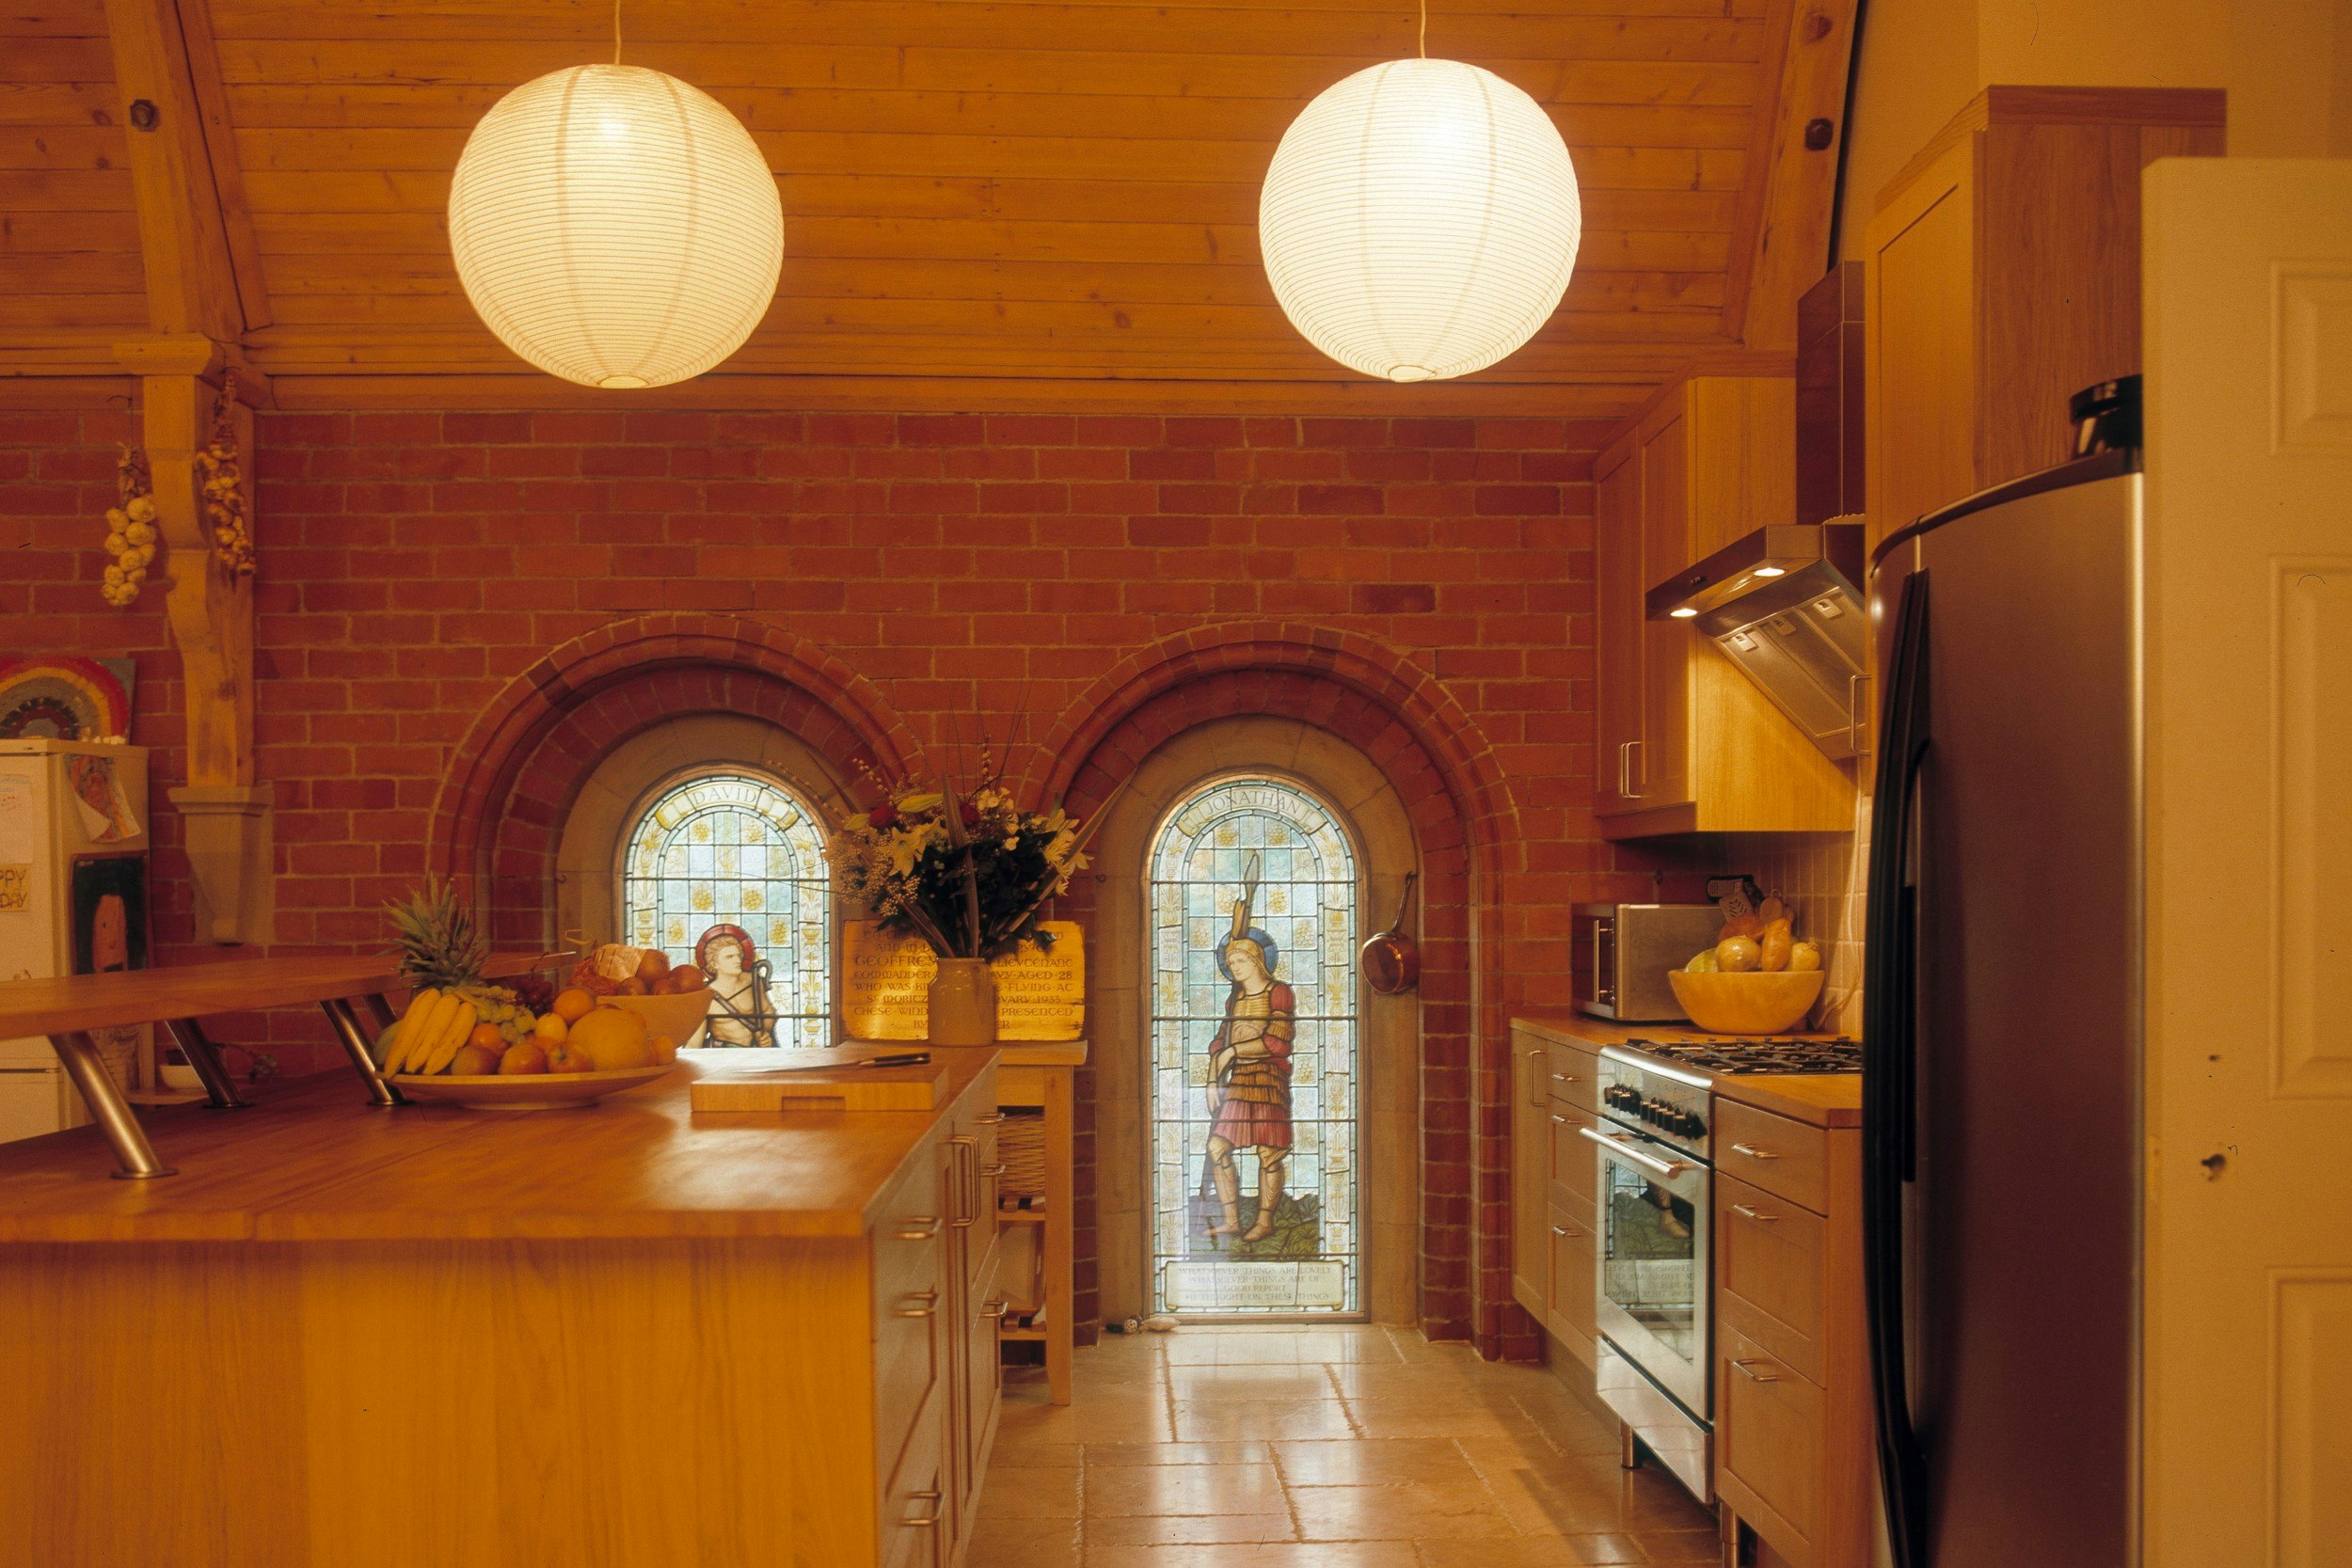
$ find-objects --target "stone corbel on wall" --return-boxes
[116,333,270,945]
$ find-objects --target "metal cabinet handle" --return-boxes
[894,1289,940,1319]
[1578,1124,1692,1179]
[1730,1357,1781,1384]
[980,1298,1009,1321]
[1550,1114,1569,1125]
[981,1162,1009,1179]
[1551,1071,1581,1085]
[1550,1222,1583,1239]
[1731,1203,1781,1223]
[1627,738,1645,798]
[902,1491,943,1528]
[1849,673,1874,759]
[1617,740,1633,798]
[974,1111,1007,1125]
[894,1216,941,1241]
[1729,1142,1780,1161]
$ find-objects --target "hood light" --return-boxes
[1754,565,1788,578]
[1668,608,1700,619]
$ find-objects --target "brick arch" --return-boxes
[427,614,919,945]
[1040,625,1526,1354]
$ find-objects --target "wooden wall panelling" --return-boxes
[0,1,146,339]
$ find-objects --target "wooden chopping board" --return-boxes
[689,1049,946,1113]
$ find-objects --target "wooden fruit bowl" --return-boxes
[604,987,712,1049]
[392,1063,677,1111]
[1666,969,1824,1036]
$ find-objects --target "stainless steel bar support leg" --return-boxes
[358,991,398,1032]
[164,1017,250,1110]
[321,998,404,1107]
[1619,1420,1641,1470]
[47,1031,173,1180]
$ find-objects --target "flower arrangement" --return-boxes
[828,753,1120,962]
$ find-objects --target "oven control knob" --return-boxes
[1678,1110,1706,1138]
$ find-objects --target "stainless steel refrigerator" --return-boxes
[1863,420,2143,1568]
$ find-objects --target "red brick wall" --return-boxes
[7,404,1697,1353]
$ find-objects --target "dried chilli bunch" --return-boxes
[101,445,158,609]
[826,749,1125,961]
[195,388,256,578]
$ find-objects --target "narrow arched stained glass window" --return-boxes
[1147,776,1361,1317]
[619,771,831,1049]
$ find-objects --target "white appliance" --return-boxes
[0,739,151,1143]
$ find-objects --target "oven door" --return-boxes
[1583,1121,1710,1415]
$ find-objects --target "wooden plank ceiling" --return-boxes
[0,0,1852,414]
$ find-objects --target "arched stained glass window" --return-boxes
[1147,776,1361,1317]
[619,771,831,1049]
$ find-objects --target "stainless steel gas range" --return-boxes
[1584,1035,1862,1503]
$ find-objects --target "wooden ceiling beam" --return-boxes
[102,0,268,338]
[1724,0,1860,350]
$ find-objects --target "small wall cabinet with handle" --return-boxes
[1594,374,1855,839]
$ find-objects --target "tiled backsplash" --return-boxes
[1716,793,1873,1036]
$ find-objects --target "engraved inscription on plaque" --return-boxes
[842,920,1086,1042]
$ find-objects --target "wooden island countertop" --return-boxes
[0,1049,1009,1244]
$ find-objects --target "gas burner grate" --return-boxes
[1624,1037,1864,1075]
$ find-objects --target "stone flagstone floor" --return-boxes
[967,1323,1722,1567]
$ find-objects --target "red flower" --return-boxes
[960,800,981,828]
[869,802,899,830]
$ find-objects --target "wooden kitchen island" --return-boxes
[0,1051,1011,1568]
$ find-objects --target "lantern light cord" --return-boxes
[614,0,623,66]
[1418,0,1426,58]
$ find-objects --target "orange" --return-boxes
[552,988,596,1024]
[499,1041,550,1075]
[468,1022,503,1053]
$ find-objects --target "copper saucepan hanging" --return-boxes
[1359,872,1421,995]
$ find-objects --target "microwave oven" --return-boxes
[1572,902,1722,1022]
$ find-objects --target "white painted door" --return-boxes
[2141,158,2352,1568]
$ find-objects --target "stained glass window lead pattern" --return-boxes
[619,772,832,1049]
[1147,776,1361,1317]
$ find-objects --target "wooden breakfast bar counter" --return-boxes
[0,1050,1024,1568]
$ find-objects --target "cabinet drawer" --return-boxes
[1544,1044,1599,1116]
[882,1383,946,1568]
[1716,1170,1826,1384]
[1546,1200,1597,1360]
[1547,1103,1597,1212]
[874,1212,946,1482]
[1715,1099,1829,1212]
[1718,1321,1823,1563]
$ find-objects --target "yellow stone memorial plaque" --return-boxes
[842,920,1086,1042]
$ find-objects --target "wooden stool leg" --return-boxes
[321,998,404,1107]
[165,1018,250,1109]
[48,1031,173,1180]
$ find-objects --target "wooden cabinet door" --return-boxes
[1636,414,1693,810]
[1547,1199,1597,1367]
[1593,446,1645,816]
[1866,143,1979,565]
[1510,1037,1548,1315]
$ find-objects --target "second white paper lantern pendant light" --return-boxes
[447,2,785,389]
[1258,0,1583,383]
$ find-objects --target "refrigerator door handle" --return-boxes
[1865,570,1932,1568]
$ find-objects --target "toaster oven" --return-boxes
[1573,902,1722,1022]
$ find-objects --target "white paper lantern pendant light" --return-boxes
[1259,0,1581,383]
[448,4,784,389]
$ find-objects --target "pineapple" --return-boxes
[384,879,534,1048]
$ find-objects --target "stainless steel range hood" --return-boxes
[1645,519,1869,762]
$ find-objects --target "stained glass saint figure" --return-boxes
[1202,854,1296,1245]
